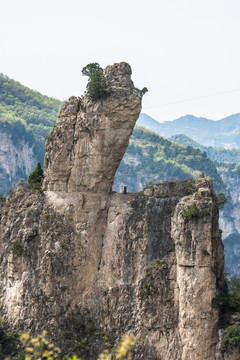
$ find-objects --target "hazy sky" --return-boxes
[1,0,240,122]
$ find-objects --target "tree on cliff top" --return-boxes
[82,63,109,101]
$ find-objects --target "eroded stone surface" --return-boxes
[0,178,225,359]
[43,62,142,193]
[0,62,231,359]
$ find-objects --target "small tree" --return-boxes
[82,63,109,101]
[217,193,227,210]
[224,325,240,346]
[82,62,102,77]
[28,162,44,185]
[141,87,148,95]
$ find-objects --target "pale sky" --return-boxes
[1,0,240,122]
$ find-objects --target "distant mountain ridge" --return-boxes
[137,113,240,149]
[170,134,240,163]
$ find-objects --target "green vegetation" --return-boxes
[140,281,156,298]
[140,259,167,299]
[114,126,225,193]
[0,74,61,195]
[0,194,5,207]
[0,73,62,164]
[212,277,240,313]
[27,162,44,194]
[181,203,202,221]
[212,290,229,309]
[202,249,210,256]
[0,73,229,199]
[141,87,148,95]
[145,259,166,276]
[9,240,24,258]
[5,330,136,360]
[217,193,227,210]
[0,316,20,359]
[227,277,240,310]
[224,325,240,346]
[28,162,44,185]
[171,134,240,163]
[82,63,109,101]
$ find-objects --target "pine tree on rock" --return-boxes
[28,162,44,185]
[82,63,109,101]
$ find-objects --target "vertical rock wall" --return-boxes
[0,63,227,359]
[43,62,142,193]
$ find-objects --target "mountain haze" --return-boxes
[138,113,240,148]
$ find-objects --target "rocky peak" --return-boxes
[43,62,142,193]
[104,62,134,88]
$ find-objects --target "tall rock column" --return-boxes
[171,178,224,360]
[43,62,142,193]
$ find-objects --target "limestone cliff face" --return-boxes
[44,62,142,193]
[0,63,229,360]
[0,178,224,360]
[0,131,37,195]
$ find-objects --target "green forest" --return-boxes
[114,126,225,193]
[0,73,62,163]
[171,134,240,163]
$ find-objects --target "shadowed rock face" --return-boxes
[43,62,142,193]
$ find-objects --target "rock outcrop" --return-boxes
[0,62,234,359]
[44,62,142,194]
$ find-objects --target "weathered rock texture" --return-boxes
[0,131,37,195]
[0,177,226,360]
[0,62,234,360]
[44,62,142,193]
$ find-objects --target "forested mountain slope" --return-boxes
[0,73,62,160]
[0,74,62,194]
[113,126,225,193]
[170,134,240,163]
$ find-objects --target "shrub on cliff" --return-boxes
[212,290,229,309]
[82,63,109,101]
[0,194,5,207]
[227,277,240,310]
[217,192,227,210]
[181,202,202,221]
[28,162,44,185]
[224,325,240,346]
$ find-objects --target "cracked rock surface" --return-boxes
[43,62,142,193]
[0,63,232,359]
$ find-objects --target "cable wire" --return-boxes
[143,88,240,110]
